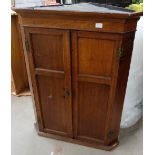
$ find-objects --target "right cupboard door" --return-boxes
[71,31,120,144]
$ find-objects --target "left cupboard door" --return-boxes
[24,27,73,137]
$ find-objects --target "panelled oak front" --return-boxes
[14,3,142,150]
[24,28,73,137]
[72,31,120,144]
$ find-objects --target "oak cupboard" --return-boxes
[14,3,142,150]
[11,11,29,95]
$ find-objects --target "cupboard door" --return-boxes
[72,31,120,144]
[24,28,72,137]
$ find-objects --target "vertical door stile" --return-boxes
[103,35,122,145]
[71,31,78,138]
[63,30,73,137]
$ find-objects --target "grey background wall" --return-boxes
[12,0,44,7]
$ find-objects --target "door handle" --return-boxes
[62,88,71,99]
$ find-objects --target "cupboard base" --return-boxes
[34,123,119,151]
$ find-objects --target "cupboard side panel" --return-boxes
[104,32,136,145]
[24,28,45,131]
[20,26,44,131]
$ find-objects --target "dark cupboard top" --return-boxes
[13,3,142,19]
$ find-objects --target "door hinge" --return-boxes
[25,40,29,52]
[107,130,115,140]
[117,48,126,60]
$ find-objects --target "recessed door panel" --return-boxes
[78,37,114,77]
[31,33,64,71]
[78,81,110,141]
[37,76,70,134]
